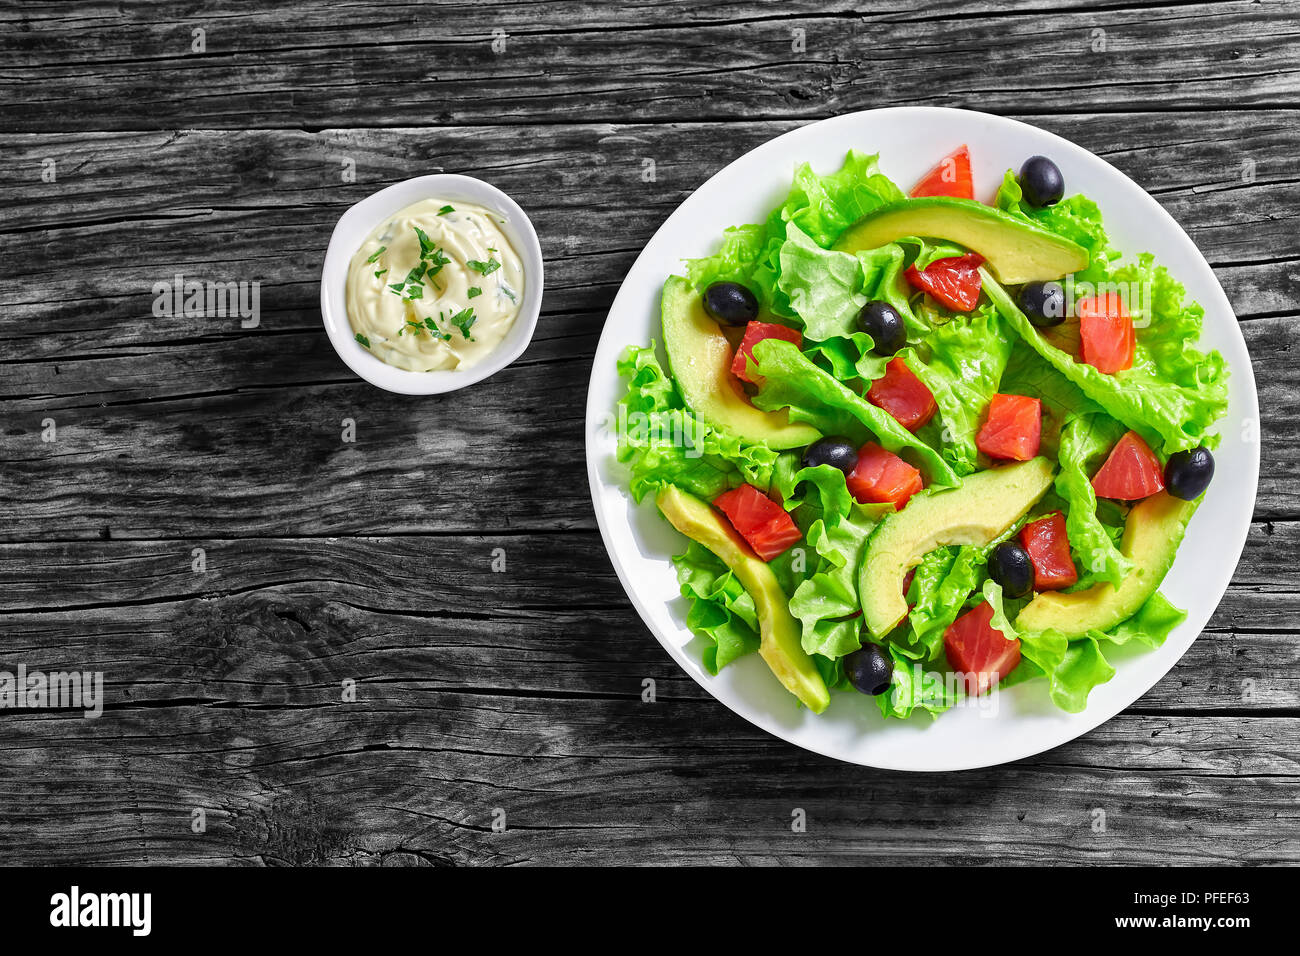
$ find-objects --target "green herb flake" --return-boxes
[413,226,439,260]
[438,204,455,215]
[448,307,477,340]
[467,286,482,299]
[374,268,387,279]
[355,333,370,348]
[365,246,387,264]
[467,258,501,276]
[426,246,451,274]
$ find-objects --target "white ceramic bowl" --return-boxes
[320,174,544,394]
[585,106,1260,771]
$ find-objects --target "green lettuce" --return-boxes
[903,545,985,662]
[770,458,893,659]
[1054,408,1133,588]
[1104,590,1187,647]
[672,536,818,675]
[615,343,779,502]
[776,225,969,388]
[673,541,761,673]
[685,150,903,315]
[789,501,888,659]
[780,149,906,249]
[903,305,1015,475]
[749,338,960,488]
[876,643,960,720]
[994,577,1188,712]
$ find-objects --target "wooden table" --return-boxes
[2,1,1296,865]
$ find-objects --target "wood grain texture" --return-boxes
[0,0,1296,866]
[2,1,1298,130]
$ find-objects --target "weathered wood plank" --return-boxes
[1,2,1297,131]
[0,703,1294,865]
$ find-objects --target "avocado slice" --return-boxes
[832,197,1090,284]
[656,484,831,713]
[1016,491,1197,637]
[858,458,1056,637]
[661,276,820,450]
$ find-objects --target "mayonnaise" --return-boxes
[346,199,525,371]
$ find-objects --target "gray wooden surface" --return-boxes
[1,1,1297,865]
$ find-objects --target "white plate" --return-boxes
[584,107,1260,770]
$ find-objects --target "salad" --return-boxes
[614,144,1228,720]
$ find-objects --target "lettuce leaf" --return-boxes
[673,541,761,673]
[1000,340,1088,459]
[1055,408,1133,587]
[615,343,779,501]
[775,225,957,387]
[749,338,960,488]
[780,150,905,249]
[905,545,984,661]
[685,150,903,316]
[995,578,1187,712]
[1104,590,1187,647]
[903,305,1015,476]
[789,501,890,659]
[876,643,960,720]
[672,532,822,676]
[770,459,893,658]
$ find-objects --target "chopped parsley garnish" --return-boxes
[425,246,451,276]
[467,258,500,276]
[365,246,386,264]
[438,205,455,215]
[413,226,439,260]
[374,268,387,279]
[467,286,482,298]
[448,307,476,340]
[424,316,451,340]
[355,333,370,348]
[500,286,518,303]
[388,261,432,300]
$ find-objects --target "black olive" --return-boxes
[1164,446,1215,501]
[1018,156,1065,208]
[801,436,859,475]
[1018,280,1066,327]
[856,300,907,355]
[988,541,1034,599]
[702,282,759,326]
[845,643,894,696]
